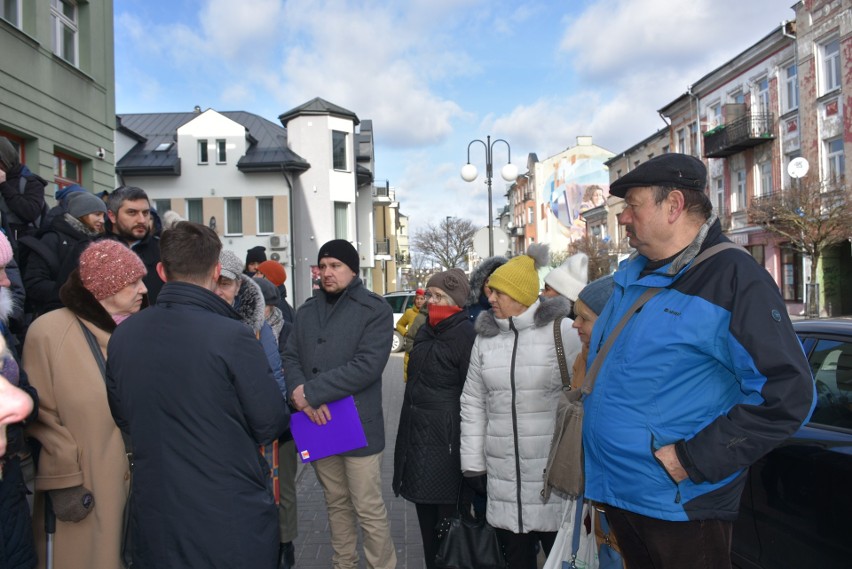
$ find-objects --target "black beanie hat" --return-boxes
[318,239,360,273]
[246,245,267,265]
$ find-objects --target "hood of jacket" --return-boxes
[0,136,19,171]
[467,255,508,306]
[474,295,571,338]
[233,274,265,333]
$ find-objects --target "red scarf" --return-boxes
[428,304,462,326]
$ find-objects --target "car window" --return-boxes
[809,338,852,429]
[384,295,408,313]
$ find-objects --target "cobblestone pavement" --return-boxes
[292,352,425,568]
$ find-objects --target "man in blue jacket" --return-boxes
[583,154,815,569]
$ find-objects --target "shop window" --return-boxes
[781,247,802,302]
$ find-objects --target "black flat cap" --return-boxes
[610,153,707,198]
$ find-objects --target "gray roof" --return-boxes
[278,97,360,126]
[116,111,310,177]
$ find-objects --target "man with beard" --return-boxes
[22,191,107,316]
[106,186,162,303]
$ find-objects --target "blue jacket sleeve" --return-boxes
[260,322,287,397]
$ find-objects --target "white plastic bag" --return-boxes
[543,498,599,569]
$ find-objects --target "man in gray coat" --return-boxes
[283,239,395,569]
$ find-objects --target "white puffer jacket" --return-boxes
[460,297,581,533]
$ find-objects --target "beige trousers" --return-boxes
[313,452,397,569]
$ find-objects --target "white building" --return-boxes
[115,98,378,306]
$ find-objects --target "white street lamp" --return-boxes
[460,135,517,256]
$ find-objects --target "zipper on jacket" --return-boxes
[650,436,682,504]
[508,318,524,532]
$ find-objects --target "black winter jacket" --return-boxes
[393,309,475,504]
[22,214,101,315]
[106,282,290,569]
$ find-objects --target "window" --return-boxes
[732,169,746,212]
[186,199,203,224]
[713,177,725,216]
[731,90,745,104]
[50,0,77,66]
[1,0,20,27]
[154,199,171,214]
[825,138,845,182]
[677,129,686,154]
[225,198,242,235]
[0,131,24,163]
[709,103,722,127]
[334,202,348,239]
[747,245,765,268]
[154,142,173,152]
[781,247,802,302]
[198,140,208,164]
[758,161,773,197]
[662,145,670,154]
[808,339,852,428]
[527,206,533,224]
[784,63,799,111]
[257,197,273,234]
[332,131,347,170]
[756,77,770,113]
[821,37,841,94]
[53,152,81,191]
[216,139,226,164]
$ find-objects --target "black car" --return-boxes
[732,318,852,569]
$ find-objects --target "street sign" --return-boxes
[787,157,809,179]
[473,226,510,258]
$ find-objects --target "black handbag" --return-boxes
[435,481,506,569]
[434,510,506,569]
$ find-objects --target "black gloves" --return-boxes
[50,486,94,522]
[464,473,488,496]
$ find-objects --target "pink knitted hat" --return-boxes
[78,240,146,300]
[0,232,12,266]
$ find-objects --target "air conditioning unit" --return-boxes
[270,234,290,250]
[270,252,281,261]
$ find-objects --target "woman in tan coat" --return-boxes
[25,240,147,569]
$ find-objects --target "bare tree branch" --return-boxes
[748,177,852,285]
[411,218,477,270]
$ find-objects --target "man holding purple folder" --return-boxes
[283,239,396,569]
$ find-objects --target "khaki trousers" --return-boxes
[313,452,397,569]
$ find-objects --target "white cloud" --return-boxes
[560,0,795,81]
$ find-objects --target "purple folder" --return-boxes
[290,395,367,463]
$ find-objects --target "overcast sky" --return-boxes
[115,0,797,234]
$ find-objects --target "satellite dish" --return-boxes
[787,157,809,179]
[473,226,510,258]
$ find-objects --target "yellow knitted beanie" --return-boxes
[486,244,549,307]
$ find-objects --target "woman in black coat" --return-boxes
[393,268,476,569]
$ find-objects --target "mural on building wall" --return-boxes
[545,153,611,239]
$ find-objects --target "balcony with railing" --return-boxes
[703,112,775,158]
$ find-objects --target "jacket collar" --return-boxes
[155,281,240,320]
[475,296,571,338]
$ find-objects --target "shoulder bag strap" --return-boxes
[78,319,106,381]
[77,319,133,457]
[580,241,746,395]
[553,316,570,386]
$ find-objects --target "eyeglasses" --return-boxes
[424,291,448,303]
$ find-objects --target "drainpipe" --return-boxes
[282,167,298,306]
